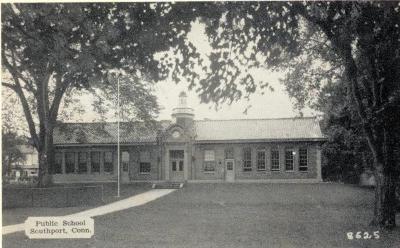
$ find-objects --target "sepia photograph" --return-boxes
[1,1,400,247]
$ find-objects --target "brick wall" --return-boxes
[53,144,160,183]
[192,142,320,181]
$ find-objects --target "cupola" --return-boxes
[171,91,194,130]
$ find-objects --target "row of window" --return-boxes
[203,148,308,172]
[53,151,151,174]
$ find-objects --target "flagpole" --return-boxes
[117,74,120,198]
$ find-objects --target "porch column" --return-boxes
[316,145,322,181]
[100,151,104,174]
[113,149,118,175]
[87,151,91,174]
[158,147,162,180]
[266,146,271,171]
[165,149,169,180]
[74,151,79,173]
[61,151,66,174]
[279,145,285,171]
[184,149,188,180]
[295,147,300,172]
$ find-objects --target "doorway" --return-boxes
[225,159,235,182]
[169,150,184,181]
[121,151,130,183]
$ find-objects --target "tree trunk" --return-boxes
[37,127,54,187]
[371,127,398,229]
[372,166,397,228]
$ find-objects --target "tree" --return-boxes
[163,2,400,228]
[2,131,25,177]
[1,3,200,186]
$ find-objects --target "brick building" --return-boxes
[52,92,326,183]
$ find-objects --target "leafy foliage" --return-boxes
[2,131,25,176]
[1,2,203,185]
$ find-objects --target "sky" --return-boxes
[155,70,306,121]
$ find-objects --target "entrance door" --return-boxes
[121,151,130,183]
[225,159,235,182]
[169,150,184,181]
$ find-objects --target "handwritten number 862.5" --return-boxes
[347,231,380,240]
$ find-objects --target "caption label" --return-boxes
[25,217,94,239]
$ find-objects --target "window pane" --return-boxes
[179,161,184,171]
[78,152,87,173]
[104,151,113,173]
[122,162,129,172]
[170,150,184,159]
[204,161,215,171]
[140,151,150,162]
[299,148,308,171]
[243,148,252,171]
[271,150,280,171]
[91,152,100,173]
[54,153,62,174]
[257,151,266,170]
[65,152,75,174]
[227,161,233,170]
[122,151,129,162]
[225,148,234,159]
[285,149,294,171]
[140,162,151,173]
[122,151,129,172]
[172,161,177,171]
[204,150,215,161]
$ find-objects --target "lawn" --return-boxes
[3,183,400,248]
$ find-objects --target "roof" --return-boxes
[53,117,325,145]
[194,117,325,142]
[53,121,171,145]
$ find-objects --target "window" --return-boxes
[285,149,294,171]
[170,150,184,159]
[243,148,252,171]
[104,151,113,173]
[179,161,184,171]
[139,162,151,174]
[204,150,215,161]
[78,152,87,174]
[140,151,151,173]
[299,148,308,172]
[257,150,266,171]
[225,148,234,159]
[204,150,216,172]
[170,150,184,172]
[65,152,75,174]
[91,152,100,173]
[271,149,280,171]
[53,153,62,174]
[122,151,129,172]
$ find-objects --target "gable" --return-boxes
[161,124,191,143]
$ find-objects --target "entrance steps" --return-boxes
[152,181,184,189]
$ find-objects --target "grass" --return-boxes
[3,183,400,248]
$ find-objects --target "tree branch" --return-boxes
[294,2,381,160]
[49,73,69,122]
[3,73,40,149]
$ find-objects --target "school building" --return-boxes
[52,92,326,183]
